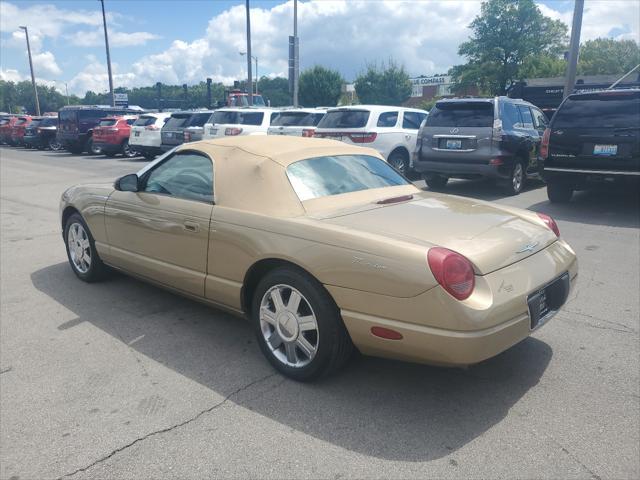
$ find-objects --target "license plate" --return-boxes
[446,139,462,149]
[593,144,617,156]
[134,131,140,137]
[527,272,570,330]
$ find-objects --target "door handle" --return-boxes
[183,221,200,233]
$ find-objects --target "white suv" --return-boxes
[129,112,172,159]
[314,105,428,175]
[267,108,327,137]
[203,108,279,139]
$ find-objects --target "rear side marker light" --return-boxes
[489,157,504,166]
[427,247,475,301]
[371,326,403,340]
[537,212,560,237]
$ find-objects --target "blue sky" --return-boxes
[1,0,637,95]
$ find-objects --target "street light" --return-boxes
[239,52,258,94]
[18,26,40,115]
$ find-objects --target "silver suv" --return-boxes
[414,96,548,195]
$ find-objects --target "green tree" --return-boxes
[354,60,412,105]
[519,53,566,79]
[578,38,640,75]
[299,66,343,107]
[257,76,290,107]
[451,0,568,94]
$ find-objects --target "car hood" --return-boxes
[317,192,557,275]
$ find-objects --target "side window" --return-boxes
[517,105,534,129]
[143,151,213,203]
[531,108,548,129]
[126,119,136,126]
[377,111,399,127]
[270,112,279,123]
[402,111,423,130]
[501,102,522,129]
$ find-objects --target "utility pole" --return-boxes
[245,0,253,106]
[563,0,584,100]
[65,82,70,105]
[293,0,299,107]
[100,0,115,106]
[19,26,40,115]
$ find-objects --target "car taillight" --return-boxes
[489,157,505,165]
[225,127,243,136]
[492,118,503,142]
[348,132,377,143]
[145,125,159,130]
[427,247,475,301]
[302,128,315,137]
[536,212,560,237]
[540,128,551,159]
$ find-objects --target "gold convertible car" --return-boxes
[60,136,577,380]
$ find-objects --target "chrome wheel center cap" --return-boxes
[277,311,299,342]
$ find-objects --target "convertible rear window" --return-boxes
[287,155,409,201]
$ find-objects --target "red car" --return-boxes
[10,116,35,146]
[92,115,139,157]
[0,115,20,144]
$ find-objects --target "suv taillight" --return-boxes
[536,212,560,237]
[145,125,159,131]
[184,131,192,142]
[492,118,503,142]
[302,128,315,137]
[349,132,377,143]
[427,247,475,301]
[225,127,243,136]
[540,128,551,160]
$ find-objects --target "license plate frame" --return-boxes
[445,139,463,150]
[593,144,617,156]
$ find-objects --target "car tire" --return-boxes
[423,173,449,190]
[251,266,354,381]
[87,138,99,155]
[122,139,138,158]
[387,151,408,176]
[64,213,108,282]
[49,138,63,151]
[505,161,526,195]
[547,182,573,203]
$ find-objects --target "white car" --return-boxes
[267,108,327,137]
[203,108,279,139]
[129,112,172,159]
[314,105,428,175]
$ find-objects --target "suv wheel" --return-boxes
[387,151,408,175]
[87,138,100,155]
[48,138,63,151]
[547,182,573,203]
[251,267,353,381]
[506,161,526,195]
[122,139,138,158]
[423,173,449,190]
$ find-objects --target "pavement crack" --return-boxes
[0,366,13,375]
[58,372,278,479]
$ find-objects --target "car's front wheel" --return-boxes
[423,173,449,190]
[48,138,63,151]
[252,267,353,381]
[547,182,573,203]
[64,213,107,282]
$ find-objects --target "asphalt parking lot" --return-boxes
[1,146,638,480]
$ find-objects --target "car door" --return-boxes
[516,105,539,173]
[104,150,214,297]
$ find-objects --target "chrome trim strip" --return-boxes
[431,147,476,153]
[545,167,640,176]
[432,134,477,139]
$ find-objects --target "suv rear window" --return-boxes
[188,113,213,127]
[134,116,158,127]
[553,91,640,129]
[426,102,494,127]
[0,118,10,125]
[39,117,57,127]
[209,111,264,125]
[164,115,190,130]
[98,119,117,127]
[15,118,28,125]
[272,111,323,127]
[317,110,370,129]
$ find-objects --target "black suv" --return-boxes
[414,97,548,195]
[57,106,141,154]
[23,116,61,150]
[542,89,640,203]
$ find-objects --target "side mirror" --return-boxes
[115,173,140,192]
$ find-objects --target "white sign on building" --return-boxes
[410,76,453,97]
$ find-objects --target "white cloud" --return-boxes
[66,29,161,48]
[67,58,136,95]
[0,68,24,82]
[32,51,62,76]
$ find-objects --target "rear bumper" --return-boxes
[544,166,640,187]
[414,159,510,179]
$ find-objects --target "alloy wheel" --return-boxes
[259,284,319,368]
[67,222,92,274]
[512,163,524,192]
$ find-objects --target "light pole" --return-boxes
[293,0,299,107]
[99,0,115,106]
[239,52,258,94]
[19,26,40,116]
[563,0,584,99]
[245,0,253,105]
[65,82,70,105]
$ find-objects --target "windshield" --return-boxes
[39,117,57,127]
[553,92,640,129]
[210,111,264,125]
[426,102,494,127]
[286,154,409,201]
[317,110,370,129]
[98,119,117,127]
[28,120,43,127]
[134,116,158,127]
[272,111,324,127]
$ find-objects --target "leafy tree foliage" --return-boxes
[451,0,568,94]
[0,80,82,114]
[257,76,290,107]
[299,66,343,107]
[578,38,640,76]
[354,60,412,105]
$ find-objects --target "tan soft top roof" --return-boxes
[174,136,384,217]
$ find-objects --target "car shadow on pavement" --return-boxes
[31,262,552,462]
[529,185,640,229]
[420,178,545,202]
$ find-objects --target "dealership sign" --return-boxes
[113,93,129,107]
[411,76,451,85]
[410,76,452,97]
